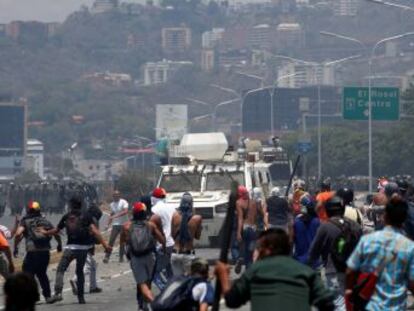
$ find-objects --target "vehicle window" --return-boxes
[269,163,291,181]
[206,172,245,191]
[159,173,201,192]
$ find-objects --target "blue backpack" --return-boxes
[151,276,203,311]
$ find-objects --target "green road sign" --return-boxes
[343,87,400,121]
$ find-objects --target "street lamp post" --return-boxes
[269,53,360,181]
[320,30,414,192]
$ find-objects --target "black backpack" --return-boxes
[151,276,203,311]
[65,212,90,241]
[329,218,361,273]
[128,221,155,256]
[25,216,53,248]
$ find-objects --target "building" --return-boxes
[334,0,358,16]
[0,101,27,181]
[26,139,44,179]
[143,60,193,85]
[221,26,248,51]
[248,24,272,49]
[5,21,48,43]
[91,0,118,14]
[202,28,225,49]
[47,22,61,37]
[83,71,132,87]
[0,24,6,36]
[276,23,304,51]
[201,49,215,72]
[161,27,192,54]
[277,62,335,88]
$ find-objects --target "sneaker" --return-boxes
[103,257,109,264]
[45,297,57,304]
[70,280,78,296]
[78,296,86,304]
[234,258,243,274]
[51,293,63,303]
[89,287,102,294]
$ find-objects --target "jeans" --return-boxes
[0,254,9,279]
[23,251,51,298]
[55,249,88,297]
[72,251,98,290]
[105,225,124,261]
[242,226,257,268]
[153,247,173,290]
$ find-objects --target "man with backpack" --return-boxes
[308,196,362,311]
[152,257,213,311]
[70,202,104,295]
[41,196,111,304]
[346,195,414,311]
[171,193,202,276]
[121,202,165,311]
[14,201,62,304]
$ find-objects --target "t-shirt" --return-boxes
[192,282,214,306]
[152,200,176,248]
[316,191,334,222]
[110,198,129,226]
[0,225,10,250]
[293,216,320,266]
[21,214,54,252]
[224,256,334,311]
[267,196,290,227]
[57,211,94,248]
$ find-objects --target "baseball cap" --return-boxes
[152,187,166,199]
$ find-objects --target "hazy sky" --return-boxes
[0,0,96,23]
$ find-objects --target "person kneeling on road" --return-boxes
[121,202,165,311]
[215,228,335,311]
[41,196,111,304]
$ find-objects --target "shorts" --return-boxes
[130,252,155,285]
[171,253,195,276]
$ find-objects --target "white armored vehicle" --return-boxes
[157,132,292,247]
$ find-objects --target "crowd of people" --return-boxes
[2,177,414,311]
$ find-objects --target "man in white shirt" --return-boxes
[103,190,129,263]
[150,187,175,290]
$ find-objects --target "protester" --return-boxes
[0,224,15,280]
[4,272,40,311]
[266,187,291,232]
[231,186,248,271]
[104,190,129,263]
[291,179,306,216]
[70,202,104,295]
[122,202,165,311]
[370,182,399,230]
[251,187,267,232]
[236,185,266,272]
[14,201,62,304]
[171,192,202,276]
[336,188,364,229]
[42,196,111,304]
[308,196,362,311]
[150,187,175,290]
[215,228,335,311]
[293,194,320,266]
[315,181,335,222]
[346,195,414,311]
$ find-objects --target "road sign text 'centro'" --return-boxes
[343,87,400,121]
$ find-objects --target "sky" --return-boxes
[0,0,96,23]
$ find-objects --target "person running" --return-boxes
[14,201,62,304]
[42,196,111,304]
[215,228,335,311]
[236,185,266,271]
[293,194,320,266]
[150,187,175,290]
[104,190,129,263]
[266,187,292,232]
[4,272,40,311]
[346,195,414,311]
[121,202,165,311]
[70,202,103,295]
[308,196,362,311]
[171,193,202,276]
